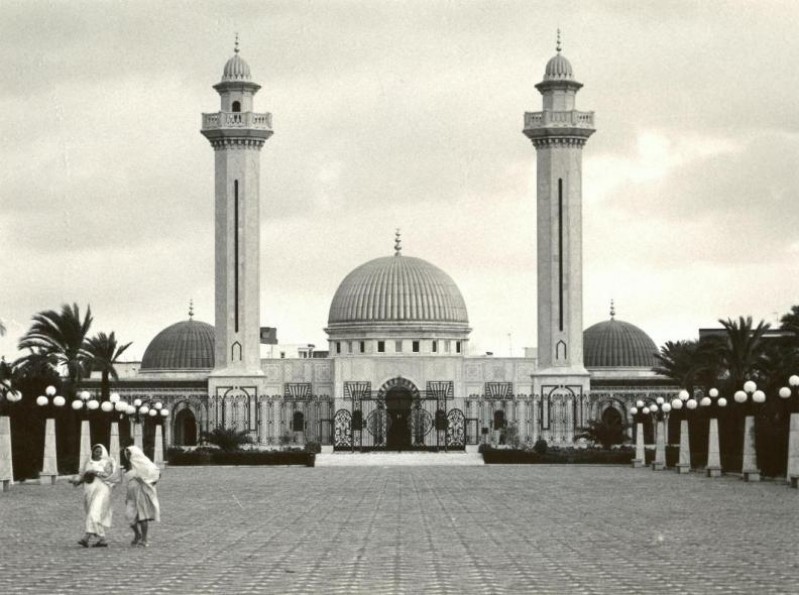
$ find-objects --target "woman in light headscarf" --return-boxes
[69,443,118,547]
[123,445,161,547]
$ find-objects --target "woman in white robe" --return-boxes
[123,445,161,547]
[70,444,118,547]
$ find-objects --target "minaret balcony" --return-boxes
[201,111,272,131]
[524,110,594,130]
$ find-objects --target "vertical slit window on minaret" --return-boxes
[234,179,240,334]
[558,178,564,332]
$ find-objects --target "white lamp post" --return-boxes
[151,402,169,469]
[73,390,94,470]
[37,385,65,485]
[701,388,726,477]
[630,399,646,468]
[736,381,765,482]
[672,390,697,474]
[779,375,799,487]
[1,388,23,491]
[645,399,669,471]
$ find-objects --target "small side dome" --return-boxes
[222,53,251,82]
[584,319,658,368]
[544,53,574,81]
[141,319,215,370]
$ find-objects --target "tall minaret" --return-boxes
[201,37,272,374]
[524,32,595,374]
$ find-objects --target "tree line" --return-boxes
[1,303,131,479]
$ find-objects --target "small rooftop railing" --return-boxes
[202,111,272,130]
[524,110,594,129]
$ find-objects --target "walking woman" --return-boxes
[123,445,161,547]
[69,444,118,548]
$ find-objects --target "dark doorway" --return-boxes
[174,408,198,446]
[386,388,412,450]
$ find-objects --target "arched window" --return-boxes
[601,407,622,427]
[493,410,506,430]
[292,411,305,432]
[232,100,241,113]
[174,408,198,446]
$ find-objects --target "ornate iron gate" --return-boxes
[333,388,465,451]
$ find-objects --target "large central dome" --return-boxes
[328,255,469,326]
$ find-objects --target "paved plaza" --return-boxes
[0,465,797,594]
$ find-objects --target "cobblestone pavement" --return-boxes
[1,466,797,594]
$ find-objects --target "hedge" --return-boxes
[166,449,315,467]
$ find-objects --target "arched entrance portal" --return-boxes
[386,388,413,450]
[174,408,198,446]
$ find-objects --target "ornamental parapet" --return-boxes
[524,110,594,130]
[202,111,272,131]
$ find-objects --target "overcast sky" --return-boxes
[2,0,798,361]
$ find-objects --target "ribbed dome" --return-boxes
[222,53,251,82]
[328,255,468,325]
[544,53,574,81]
[583,319,658,368]
[141,320,214,370]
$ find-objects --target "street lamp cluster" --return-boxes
[0,384,24,491]
[629,377,799,488]
[1,385,172,491]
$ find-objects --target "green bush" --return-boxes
[304,440,322,454]
[533,439,548,455]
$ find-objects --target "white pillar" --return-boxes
[632,421,645,468]
[706,417,722,477]
[153,424,165,469]
[787,413,799,486]
[40,417,58,485]
[741,414,760,482]
[133,422,143,449]
[652,419,666,470]
[0,416,14,491]
[78,419,91,471]
[109,421,120,467]
[676,418,691,474]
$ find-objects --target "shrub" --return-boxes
[166,448,314,467]
[304,440,321,454]
[532,439,548,455]
[201,427,253,452]
[574,420,627,450]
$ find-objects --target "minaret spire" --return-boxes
[394,229,402,256]
[189,299,194,320]
[556,28,562,53]
[234,33,240,54]
[610,299,615,320]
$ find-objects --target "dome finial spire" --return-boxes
[610,299,615,320]
[394,229,402,256]
[189,299,194,320]
[234,32,240,54]
[556,28,562,53]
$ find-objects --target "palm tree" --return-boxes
[16,303,93,399]
[653,340,699,392]
[718,316,770,392]
[85,332,132,400]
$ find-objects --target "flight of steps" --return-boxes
[314,451,484,467]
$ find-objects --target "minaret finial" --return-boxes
[234,33,240,54]
[189,299,194,320]
[394,229,402,256]
[610,299,615,320]
[556,28,562,53]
